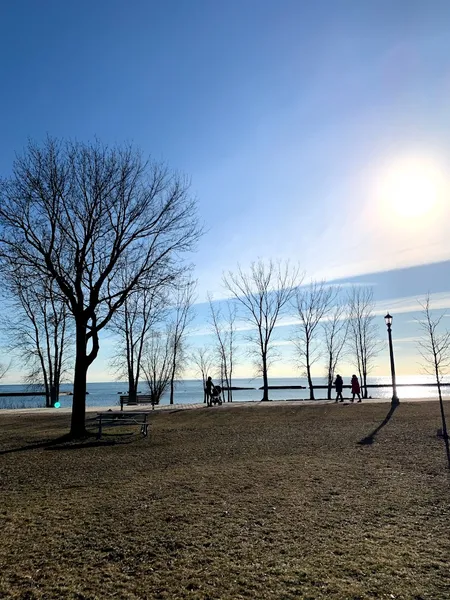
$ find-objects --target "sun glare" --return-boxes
[377,156,446,220]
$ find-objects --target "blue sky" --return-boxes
[2,0,450,382]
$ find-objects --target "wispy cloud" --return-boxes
[374,291,450,316]
[271,340,294,347]
[393,336,420,344]
[187,291,450,341]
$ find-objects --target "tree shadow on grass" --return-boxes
[358,403,399,446]
[0,431,137,455]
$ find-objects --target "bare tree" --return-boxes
[417,296,450,469]
[142,330,173,406]
[223,259,301,401]
[0,138,200,437]
[323,298,349,400]
[110,283,168,403]
[0,360,11,382]
[2,270,71,407]
[168,281,196,404]
[292,281,336,400]
[347,286,380,399]
[208,295,238,402]
[192,346,216,404]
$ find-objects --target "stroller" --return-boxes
[210,385,223,406]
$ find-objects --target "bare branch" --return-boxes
[292,280,337,399]
[322,294,349,399]
[347,286,381,399]
[416,294,450,468]
[223,259,303,401]
[0,138,201,435]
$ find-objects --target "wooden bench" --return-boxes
[94,411,150,439]
[119,395,155,411]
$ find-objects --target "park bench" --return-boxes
[119,394,155,411]
[95,411,150,439]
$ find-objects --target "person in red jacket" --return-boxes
[351,374,361,402]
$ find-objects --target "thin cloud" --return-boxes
[374,291,450,316]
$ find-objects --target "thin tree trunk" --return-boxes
[327,350,334,400]
[261,354,269,401]
[436,374,450,468]
[170,377,175,405]
[306,342,315,400]
[169,353,176,405]
[307,366,314,400]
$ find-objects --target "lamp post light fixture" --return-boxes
[384,313,400,406]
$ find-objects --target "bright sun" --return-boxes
[378,156,446,219]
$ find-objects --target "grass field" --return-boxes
[0,402,449,599]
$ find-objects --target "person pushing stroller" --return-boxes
[205,376,223,406]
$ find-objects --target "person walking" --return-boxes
[334,374,344,402]
[205,376,214,407]
[351,374,361,402]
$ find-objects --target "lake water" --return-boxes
[0,375,449,410]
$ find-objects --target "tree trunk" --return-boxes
[169,349,176,405]
[327,353,333,400]
[305,342,315,400]
[261,354,269,401]
[437,378,450,468]
[307,367,314,400]
[327,376,332,400]
[169,377,175,405]
[70,322,89,438]
[128,376,137,404]
[50,385,57,407]
[45,385,51,408]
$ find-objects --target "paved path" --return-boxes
[0,396,448,416]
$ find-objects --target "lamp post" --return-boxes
[384,313,399,406]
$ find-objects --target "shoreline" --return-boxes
[0,395,448,416]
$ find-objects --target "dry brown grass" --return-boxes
[0,402,449,599]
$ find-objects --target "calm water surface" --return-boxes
[0,375,449,410]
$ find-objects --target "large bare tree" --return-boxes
[223,259,301,401]
[417,296,450,469]
[0,362,10,381]
[292,280,336,400]
[192,346,215,404]
[208,295,237,402]
[347,286,380,399]
[322,297,348,400]
[110,283,168,404]
[0,138,200,436]
[2,269,71,407]
[168,281,196,404]
[142,329,173,407]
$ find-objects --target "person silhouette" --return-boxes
[334,374,344,402]
[351,374,361,402]
[205,376,214,407]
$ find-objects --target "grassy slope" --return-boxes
[0,403,449,600]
